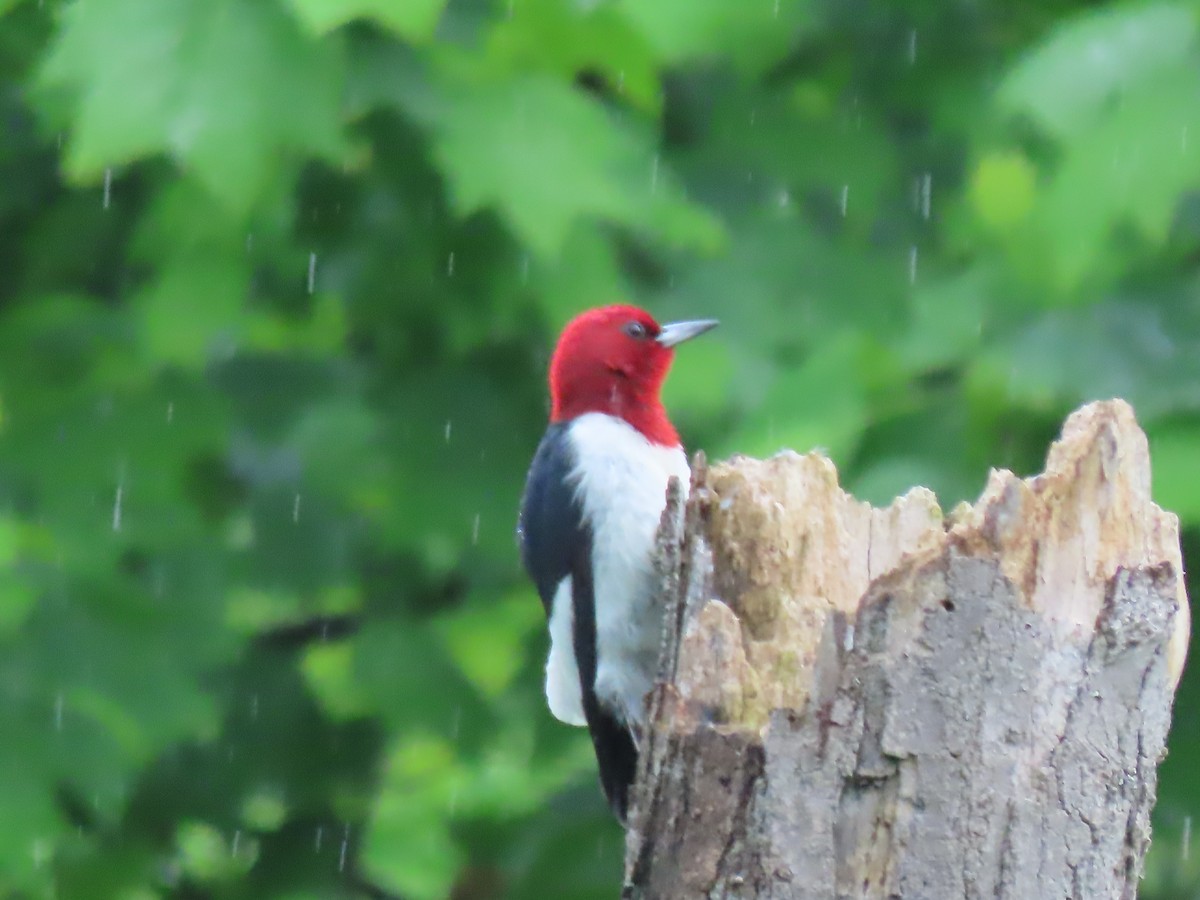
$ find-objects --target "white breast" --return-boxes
[565,412,690,728]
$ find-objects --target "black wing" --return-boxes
[517,423,639,822]
[518,424,586,613]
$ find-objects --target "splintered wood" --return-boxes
[625,400,1190,900]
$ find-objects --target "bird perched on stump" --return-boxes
[518,304,718,822]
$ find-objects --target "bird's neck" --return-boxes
[553,383,679,447]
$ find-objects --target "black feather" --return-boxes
[518,424,583,613]
[568,546,638,822]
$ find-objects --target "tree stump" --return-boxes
[624,399,1190,900]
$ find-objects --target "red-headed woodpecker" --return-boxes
[518,304,718,821]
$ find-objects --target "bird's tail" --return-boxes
[586,705,638,823]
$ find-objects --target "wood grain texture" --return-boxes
[624,400,1190,900]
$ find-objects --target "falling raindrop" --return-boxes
[54,693,64,731]
[908,246,919,284]
[112,481,124,532]
[907,29,918,64]
[314,826,324,853]
[245,233,254,253]
[773,0,779,17]
[250,693,259,721]
[102,168,113,210]
[307,253,317,294]
[338,825,350,872]
[166,401,174,424]
[777,189,791,208]
[1184,815,1192,861]
[519,254,531,284]
[471,513,481,545]
[292,493,301,524]
[447,252,455,277]
[444,421,452,443]
[839,184,849,217]
[919,172,932,220]
[231,830,241,856]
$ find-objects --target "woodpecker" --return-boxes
[518,304,718,821]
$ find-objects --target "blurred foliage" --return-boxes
[0,0,1197,896]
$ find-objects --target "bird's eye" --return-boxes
[624,321,648,340]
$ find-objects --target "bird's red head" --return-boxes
[548,304,717,446]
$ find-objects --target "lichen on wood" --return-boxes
[625,399,1190,900]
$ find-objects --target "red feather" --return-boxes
[548,305,680,447]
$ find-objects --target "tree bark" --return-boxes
[624,399,1191,900]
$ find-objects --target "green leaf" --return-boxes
[360,737,463,900]
[437,590,542,698]
[176,821,256,882]
[361,723,591,898]
[661,336,735,421]
[0,735,62,890]
[531,227,631,326]
[0,575,36,634]
[302,642,373,720]
[1000,2,1198,138]
[135,254,249,368]
[370,370,560,565]
[287,0,446,42]
[241,786,289,831]
[968,152,1037,232]
[403,64,719,257]
[737,334,871,463]
[896,269,989,372]
[38,0,344,213]
[1035,65,1200,287]
[1149,422,1200,523]
[486,0,661,113]
[0,516,20,568]
[617,0,813,72]
[353,619,491,743]
[992,301,1200,422]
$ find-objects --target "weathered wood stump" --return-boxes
[625,400,1190,900]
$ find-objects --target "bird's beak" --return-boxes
[656,318,719,348]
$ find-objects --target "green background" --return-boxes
[0,0,1197,896]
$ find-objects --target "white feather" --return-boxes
[546,412,689,729]
[545,577,586,725]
